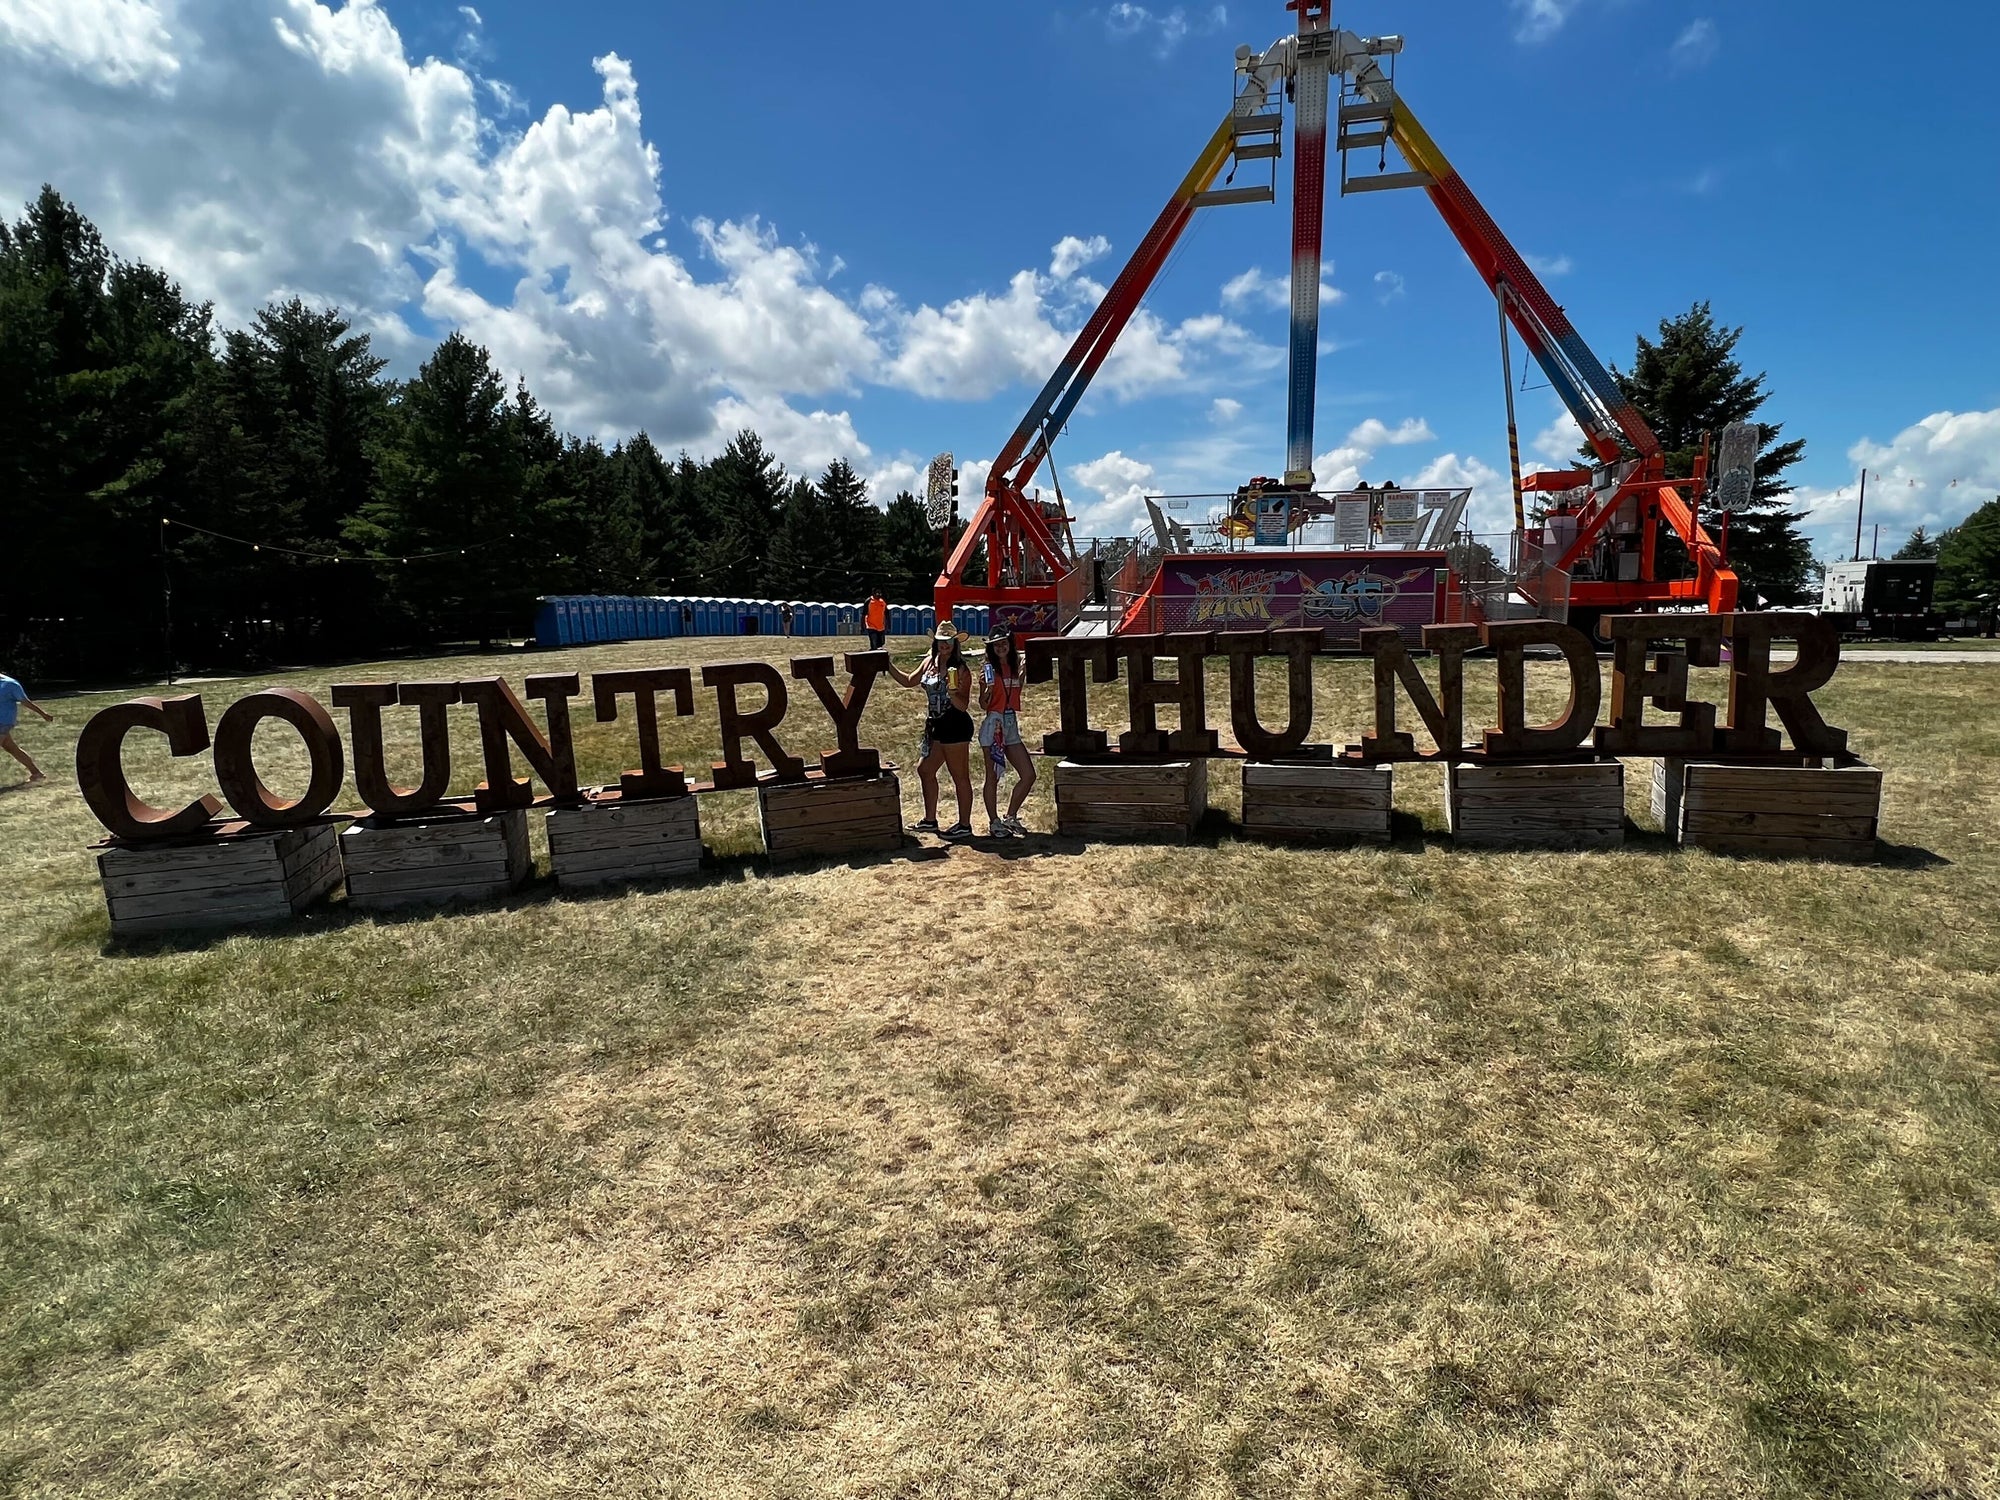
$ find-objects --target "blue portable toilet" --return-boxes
[533,598,557,647]
[547,597,569,646]
[697,597,717,635]
[577,598,596,642]
[641,598,659,638]
[894,604,913,635]
[815,603,835,636]
[759,601,781,636]
[918,605,935,635]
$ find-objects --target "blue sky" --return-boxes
[4,0,1998,555]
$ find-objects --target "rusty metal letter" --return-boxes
[1354,624,1480,760]
[460,674,583,811]
[593,667,696,797]
[701,661,807,789]
[212,687,345,826]
[1720,613,1848,756]
[1212,628,1322,759]
[1593,615,1726,756]
[74,694,222,841]
[330,681,460,818]
[1024,636,1108,757]
[791,652,888,779]
[1480,620,1602,758]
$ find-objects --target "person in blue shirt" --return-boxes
[0,673,53,784]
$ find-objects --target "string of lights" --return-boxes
[160,516,517,564]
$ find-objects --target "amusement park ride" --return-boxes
[934,1,1740,645]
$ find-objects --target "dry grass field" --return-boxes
[2,635,1997,1497]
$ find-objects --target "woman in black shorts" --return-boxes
[886,620,975,839]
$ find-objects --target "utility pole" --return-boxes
[1852,468,1868,562]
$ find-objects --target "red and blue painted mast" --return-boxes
[1283,0,1332,487]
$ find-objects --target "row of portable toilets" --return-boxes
[533,595,993,648]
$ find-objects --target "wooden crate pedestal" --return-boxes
[1446,760,1624,849]
[1242,762,1391,842]
[758,772,904,861]
[341,809,530,909]
[546,796,702,889]
[1652,759,1880,860]
[1055,759,1207,841]
[98,823,342,937]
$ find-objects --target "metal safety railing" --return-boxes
[1445,532,1571,625]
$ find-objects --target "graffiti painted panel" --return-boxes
[1154,552,1443,644]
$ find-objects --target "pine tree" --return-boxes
[352,333,531,644]
[881,490,942,603]
[1893,526,1939,560]
[696,431,786,594]
[766,477,832,598]
[1935,497,2000,613]
[0,186,214,676]
[815,457,887,597]
[1611,301,1812,604]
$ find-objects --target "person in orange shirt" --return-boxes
[978,629,1036,836]
[864,592,888,650]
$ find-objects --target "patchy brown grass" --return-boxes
[2,636,1997,1496]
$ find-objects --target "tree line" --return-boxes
[2,187,949,681]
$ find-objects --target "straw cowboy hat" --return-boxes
[932,619,966,643]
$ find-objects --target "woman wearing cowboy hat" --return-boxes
[885,619,976,839]
[978,628,1035,836]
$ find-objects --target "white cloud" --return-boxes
[0,0,1269,489]
[1789,408,2000,554]
[1049,233,1111,281]
[1103,3,1226,56]
[0,0,179,87]
[1221,264,1343,312]
[864,458,921,507]
[1524,252,1573,278]
[1347,417,1434,448]
[1670,18,1718,70]
[1373,270,1405,303]
[1511,0,1581,44]
[1072,450,1157,535]
[1210,397,1243,423]
[1530,408,1586,466]
[1413,453,1512,534]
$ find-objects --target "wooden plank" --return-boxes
[282,847,344,906]
[1055,783,1194,809]
[1242,764,1390,791]
[1685,831,1876,861]
[758,790,900,832]
[1683,810,1877,840]
[1454,829,1623,850]
[546,801,699,852]
[1058,804,1194,829]
[1056,761,1196,786]
[345,879,521,910]
[1684,765,1881,795]
[1453,763,1621,786]
[1243,808,1391,834]
[1245,785,1393,810]
[340,830,512,873]
[99,837,286,878]
[765,828,904,861]
[554,850,702,882]
[109,885,293,922]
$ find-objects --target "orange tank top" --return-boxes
[983,665,1022,713]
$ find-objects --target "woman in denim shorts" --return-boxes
[977,629,1037,836]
